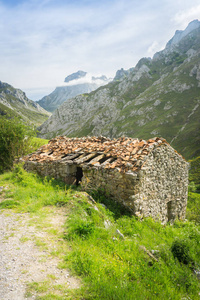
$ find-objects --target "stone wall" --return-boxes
[81,144,188,223]
[24,160,78,185]
[24,159,140,211]
[81,166,140,211]
[23,143,189,224]
[130,144,189,223]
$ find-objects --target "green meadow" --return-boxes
[0,162,199,300]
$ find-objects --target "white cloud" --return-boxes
[172,4,200,28]
[57,73,111,87]
[147,41,159,57]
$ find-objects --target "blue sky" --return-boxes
[0,0,200,100]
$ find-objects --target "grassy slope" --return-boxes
[0,165,199,300]
[28,137,49,153]
[0,87,50,126]
[0,102,21,118]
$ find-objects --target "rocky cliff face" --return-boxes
[166,20,200,49]
[0,81,50,125]
[38,20,200,159]
[37,71,111,112]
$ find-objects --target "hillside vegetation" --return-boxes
[0,164,199,299]
[0,116,48,173]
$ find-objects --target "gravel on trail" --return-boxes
[0,209,80,300]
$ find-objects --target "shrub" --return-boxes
[72,220,95,239]
[0,116,35,172]
[171,239,192,265]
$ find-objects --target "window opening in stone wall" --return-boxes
[76,167,83,185]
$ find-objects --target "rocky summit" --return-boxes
[64,70,87,83]
[38,20,200,159]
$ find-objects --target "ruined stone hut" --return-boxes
[23,136,188,223]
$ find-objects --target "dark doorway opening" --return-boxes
[167,201,175,222]
[76,167,83,185]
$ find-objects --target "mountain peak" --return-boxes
[64,71,87,83]
[187,19,200,30]
[166,19,200,49]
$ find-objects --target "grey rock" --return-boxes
[64,70,87,83]
[116,229,125,239]
[193,269,200,280]
[166,20,200,49]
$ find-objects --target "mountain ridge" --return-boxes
[0,81,50,126]
[38,20,200,159]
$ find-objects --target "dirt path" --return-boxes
[0,208,80,300]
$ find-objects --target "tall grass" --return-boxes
[0,164,72,212]
[64,193,200,300]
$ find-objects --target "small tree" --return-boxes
[0,116,35,172]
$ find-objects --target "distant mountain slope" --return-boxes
[37,71,111,112]
[38,20,200,159]
[0,81,50,126]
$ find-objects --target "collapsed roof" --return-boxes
[23,136,180,173]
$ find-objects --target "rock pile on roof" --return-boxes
[23,136,170,173]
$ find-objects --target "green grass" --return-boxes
[0,164,73,212]
[64,197,200,300]
[29,137,49,153]
[187,192,200,223]
[189,156,200,185]
[26,280,83,300]
[0,165,200,299]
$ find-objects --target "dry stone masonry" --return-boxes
[23,136,189,224]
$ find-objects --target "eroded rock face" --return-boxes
[166,20,200,49]
[190,64,200,81]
